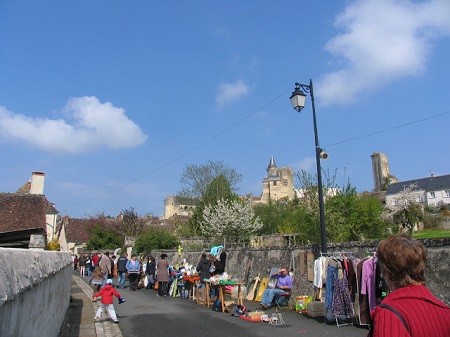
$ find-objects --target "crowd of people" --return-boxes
[72,249,228,300]
[72,236,450,334]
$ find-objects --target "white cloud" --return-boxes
[215,80,251,108]
[290,157,316,173]
[317,0,450,106]
[0,97,147,153]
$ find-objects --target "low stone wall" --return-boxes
[0,248,73,337]
[157,238,450,306]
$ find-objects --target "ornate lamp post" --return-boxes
[290,79,328,254]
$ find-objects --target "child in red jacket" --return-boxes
[93,279,123,323]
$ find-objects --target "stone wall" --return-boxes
[156,238,450,306]
[0,248,73,337]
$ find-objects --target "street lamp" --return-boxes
[290,80,328,254]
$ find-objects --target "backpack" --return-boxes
[212,299,222,312]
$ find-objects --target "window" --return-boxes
[444,190,450,198]
[429,192,435,198]
[283,179,288,186]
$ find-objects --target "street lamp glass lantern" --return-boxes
[290,85,307,112]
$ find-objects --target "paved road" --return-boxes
[77,276,369,337]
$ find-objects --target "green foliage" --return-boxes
[253,201,285,235]
[177,173,239,238]
[254,172,388,244]
[413,229,450,239]
[135,227,180,255]
[326,186,387,241]
[202,174,236,205]
[392,203,424,235]
[178,200,206,237]
[86,223,123,251]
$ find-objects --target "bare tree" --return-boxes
[117,207,146,238]
[179,160,242,199]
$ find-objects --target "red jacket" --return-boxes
[92,254,99,266]
[369,285,450,337]
[94,285,121,305]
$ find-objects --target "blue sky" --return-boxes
[1,0,449,218]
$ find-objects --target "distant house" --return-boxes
[59,217,91,254]
[0,172,60,248]
[385,174,450,208]
[164,196,198,219]
[0,193,48,248]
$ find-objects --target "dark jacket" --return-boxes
[196,258,211,282]
[146,261,156,276]
[116,255,128,273]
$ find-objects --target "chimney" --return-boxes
[30,172,45,195]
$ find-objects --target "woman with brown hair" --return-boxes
[89,266,106,298]
[369,235,450,337]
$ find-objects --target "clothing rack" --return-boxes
[318,253,356,328]
[321,251,355,258]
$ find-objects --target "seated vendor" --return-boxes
[260,268,293,310]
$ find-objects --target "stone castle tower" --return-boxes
[261,156,295,203]
[371,152,394,192]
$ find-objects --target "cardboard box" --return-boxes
[306,301,325,318]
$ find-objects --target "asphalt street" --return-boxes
[85,277,370,337]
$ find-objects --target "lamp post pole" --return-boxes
[290,79,327,254]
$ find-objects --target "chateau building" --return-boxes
[261,156,295,203]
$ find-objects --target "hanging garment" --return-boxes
[356,257,370,325]
[325,260,339,309]
[362,257,377,312]
[331,269,354,320]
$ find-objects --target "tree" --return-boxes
[202,174,236,205]
[134,226,180,255]
[200,198,263,239]
[325,183,387,241]
[86,223,123,251]
[117,207,146,238]
[382,183,424,235]
[178,173,239,238]
[178,160,242,199]
[253,200,286,235]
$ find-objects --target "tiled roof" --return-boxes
[0,193,47,233]
[16,182,31,194]
[46,200,59,214]
[386,174,450,195]
[64,217,121,243]
[64,218,92,243]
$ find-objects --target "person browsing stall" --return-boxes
[369,235,450,337]
[260,268,293,310]
[126,254,141,291]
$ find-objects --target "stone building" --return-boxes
[261,156,295,203]
[164,195,198,219]
[371,152,398,192]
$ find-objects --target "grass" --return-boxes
[412,229,450,239]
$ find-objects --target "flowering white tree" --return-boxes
[382,183,424,234]
[201,198,263,239]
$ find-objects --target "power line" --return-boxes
[325,111,449,148]
[103,89,290,195]
[103,97,448,196]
